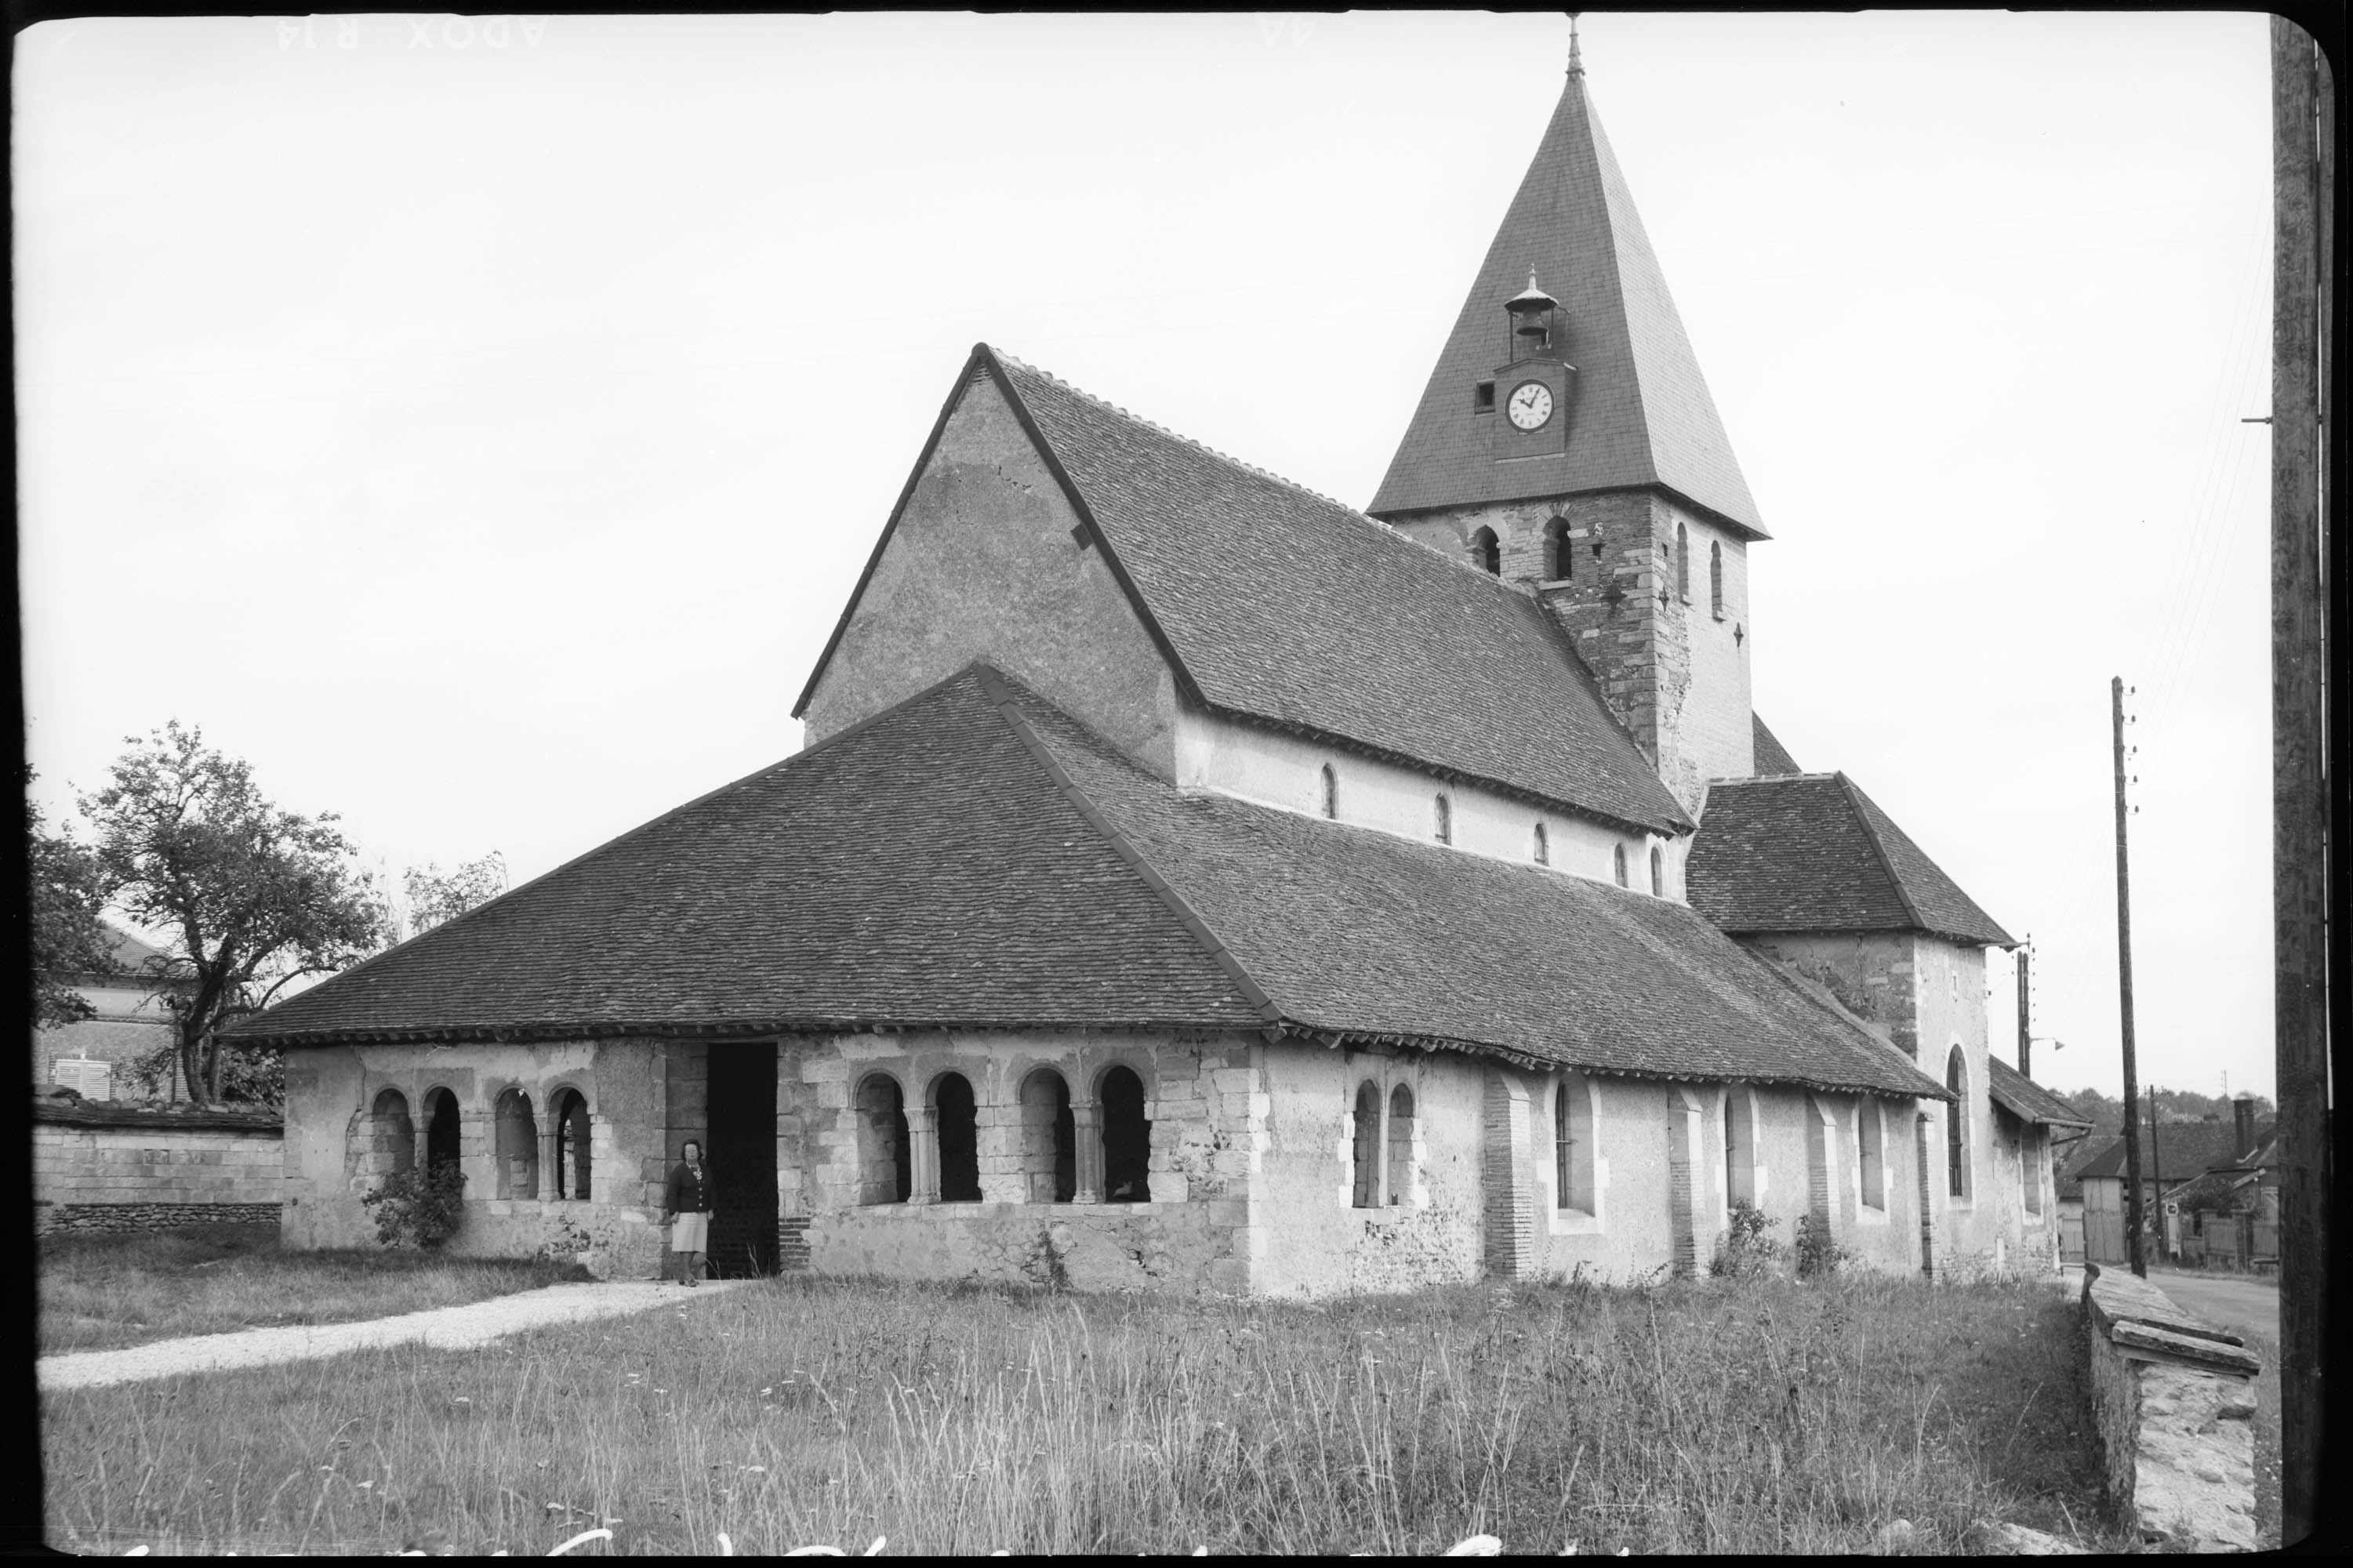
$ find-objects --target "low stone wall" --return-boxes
[2080,1264,2262,1550]
[33,1098,284,1236]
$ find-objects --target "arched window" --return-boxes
[1386,1085,1416,1206]
[855,1073,912,1206]
[1472,525,1501,575]
[1708,539,1724,616]
[1100,1065,1152,1203]
[1675,523,1690,601]
[1946,1049,1969,1199]
[1320,764,1338,819]
[1533,821,1549,866]
[1613,844,1629,887]
[550,1087,591,1200]
[1556,1074,1596,1214]
[1350,1081,1382,1209]
[931,1073,982,1202]
[1019,1069,1076,1203]
[423,1087,460,1171]
[1433,793,1452,845]
[1649,844,1664,896]
[1723,1087,1756,1208]
[493,1088,538,1200]
[1545,515,1573,580]
[369,1087,415,1178]
[1857,1099,1885,1210]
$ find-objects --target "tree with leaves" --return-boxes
[27,768,115,1031]
[79,722,395,1107]
[404,851,507,939]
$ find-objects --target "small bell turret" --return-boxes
[1504,270,1560,360]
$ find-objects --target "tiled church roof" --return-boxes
[236,668,1942,1101]
[1367,67,1764,534]
[1986,1056,2093,1128]
[1687,773,2015,947]
[1751,715,1800,775]
[798,347,1690,836]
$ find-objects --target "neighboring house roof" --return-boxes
[1751,716,1800,776]
[2072,1118,2278,1186]
[1687,772,2015,947]
[105,925,170,975]
[797,346,1690,837]
[32,1094,281,1133]
[233,666,1943,1101]
[1987,1056,2094,1129]
[1367,64,1764,535]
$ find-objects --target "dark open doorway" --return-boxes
[706,1043,779,1277]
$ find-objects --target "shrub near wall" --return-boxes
[32,1094,283,1236]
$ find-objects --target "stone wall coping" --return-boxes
[2082,1263,2260,1374]
[33,1098,283,1133]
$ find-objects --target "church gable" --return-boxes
[793,363,1183,776]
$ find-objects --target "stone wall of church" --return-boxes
[798,371,1182,777]
[1737,931,1923,1058]
[1173,708,1679,898]
[278,1039,670,1280]
[779,1029,1265,1294]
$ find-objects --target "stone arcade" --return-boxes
[236,45,2088,1293]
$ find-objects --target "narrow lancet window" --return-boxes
[1320,764,1338,819]
[1675,523,1690,601]
[1613,844,1629,887]
[1556,1076,1595,1214]
[1946,1049,1969,1199]
[1351,1081,1382,1209]
[1386,1085,1416,1205]
[1709,540,1724,616]
[1533,821,1549,866]
[1434,793,1452,844]
[1858,1100,1885,1210]
[1650,844,1664,896]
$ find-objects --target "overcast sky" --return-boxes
[16,12,2279,1104]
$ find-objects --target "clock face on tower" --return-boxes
[1505,379,1554,430]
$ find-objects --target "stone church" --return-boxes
[238,46,2087,1293]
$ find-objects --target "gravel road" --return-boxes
[39,1279,750,1392]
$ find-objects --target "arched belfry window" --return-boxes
[1533,821,1549,866]
[550,1087,590,1200]
[1472,526,1501,576]
[1675,524,1690,602]
[1320,764,1338,819]
[855,1074,912,1206]
[1545,516,1572,581]
[423,1087,460,1171]
[1708,540,1725,617]
[1650,844,1665,896]
[1945,1048,1969,1199]
[1433,793,1452,845]
[493,1088,538,1200]
[1613,844,1629,887]
[1019,1069,1076,1203]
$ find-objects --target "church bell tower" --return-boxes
[1367,28,1763,817]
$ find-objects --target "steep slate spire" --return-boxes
[1368,56,1765,536]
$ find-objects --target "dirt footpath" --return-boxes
[39,1279,750,1392]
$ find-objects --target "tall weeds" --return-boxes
[42,1272,2119,1555]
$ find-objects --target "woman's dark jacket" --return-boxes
[664,1160,714,1219]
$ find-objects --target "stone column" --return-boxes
[905,1104,939,1203]
[1070,1102,1103,1204]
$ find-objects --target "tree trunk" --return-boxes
[205,1029,223,1102]
[179,1019,210,1108]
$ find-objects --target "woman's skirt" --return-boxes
[670,1211,710,1252]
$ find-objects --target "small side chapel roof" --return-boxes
[233,666,1941,1101]
[1688,772,2016,948]
[795,346,1690,837]
[1987,1055,2094,1130]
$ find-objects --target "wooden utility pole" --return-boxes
[2148,1085,2164,1262]
[2113,675,2146,1278]
[2017,942,2032,1080]
[2268,15,2330,1549]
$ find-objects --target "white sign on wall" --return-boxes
[53,1056,114,1102]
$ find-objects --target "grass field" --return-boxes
[38,1224,581,1355]
[42,1269,2126,1555]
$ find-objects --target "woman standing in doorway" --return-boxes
[663,1139,716,1286]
